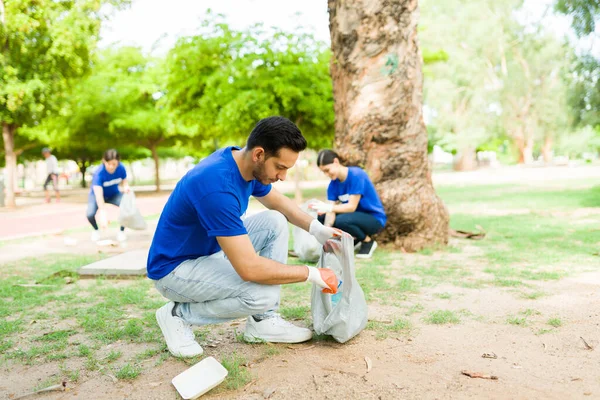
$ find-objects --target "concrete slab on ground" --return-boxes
[78,249,148,276]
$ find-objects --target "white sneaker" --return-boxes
[156,302,203,358]
[91,230,100,242]
[117,231,127,242]
[244,313,312,343]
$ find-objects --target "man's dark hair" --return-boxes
[316,149,339,167]
[246,116,307,157]
[103,149,120,161]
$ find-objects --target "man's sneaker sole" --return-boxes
[243,332,312,344]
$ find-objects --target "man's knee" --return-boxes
[242,285,280,314]
[263,210,288,235]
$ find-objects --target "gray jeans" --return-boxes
[154,210,289,326]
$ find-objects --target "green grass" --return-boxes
[367,318,412,340]
[434,292,452,299]
[547,317,563,327]
[520,309,541,317]
[262,344,281,357]
[507,316,528,326]
[221,353,252,390]
[425,310,460,325]
[105,350,122,363]
[280,305,310,320]
[520,291,546,300]
[437,184,600,211]
[405,304,424,315]
[115,363,142,380]
[78,344,92,357]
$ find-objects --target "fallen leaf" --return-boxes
[148,382,162,388]
[365,356,372,373]
[461,370,498,380]
[298,345,315,351]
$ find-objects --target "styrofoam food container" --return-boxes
[172,356,228,399]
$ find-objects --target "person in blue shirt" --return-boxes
[311,149,387,259]
[148,116,340,358]
[87,149,130,243]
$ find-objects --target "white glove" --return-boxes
[306,266,338,294]
[309,219,340,245]
[308,200,333,214]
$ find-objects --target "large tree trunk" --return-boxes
[328,0,449,251]
[77,160,88,188]
[516,135,534,164]
[453,147,476,171]
[2,122,17,207]
[151,146,160,192]
[541,136,553,164]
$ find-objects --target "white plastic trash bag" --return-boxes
[119,192,147,230]
[311,232,368,343]
[292,199,322,262]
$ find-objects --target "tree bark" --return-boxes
[151,146,160,192]
[453,147,476,171]
[77,160,88,188]
[516,136,534,164]
[2,122,17,207]
[328,0,449,251]
[541,136,553,164]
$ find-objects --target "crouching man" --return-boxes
[147,116,339,357]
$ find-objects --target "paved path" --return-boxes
[0,194,170,241]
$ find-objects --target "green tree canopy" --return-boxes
[0,0,128,206]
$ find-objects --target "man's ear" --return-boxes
[252,147,265,162]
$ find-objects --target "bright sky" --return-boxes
[99,0,595,56]
[99,0,331,53]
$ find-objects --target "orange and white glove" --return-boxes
[306,266,338,294]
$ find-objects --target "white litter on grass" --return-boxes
[63,237,78,246]
[172,356,228,399]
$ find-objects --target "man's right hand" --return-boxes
[306,266,338,294]
[309,219,341,245]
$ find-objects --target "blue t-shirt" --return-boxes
[91,163,127,198]
[327,166,387,227]
[147,147,272,280]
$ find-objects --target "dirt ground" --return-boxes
[1,166,599,400]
